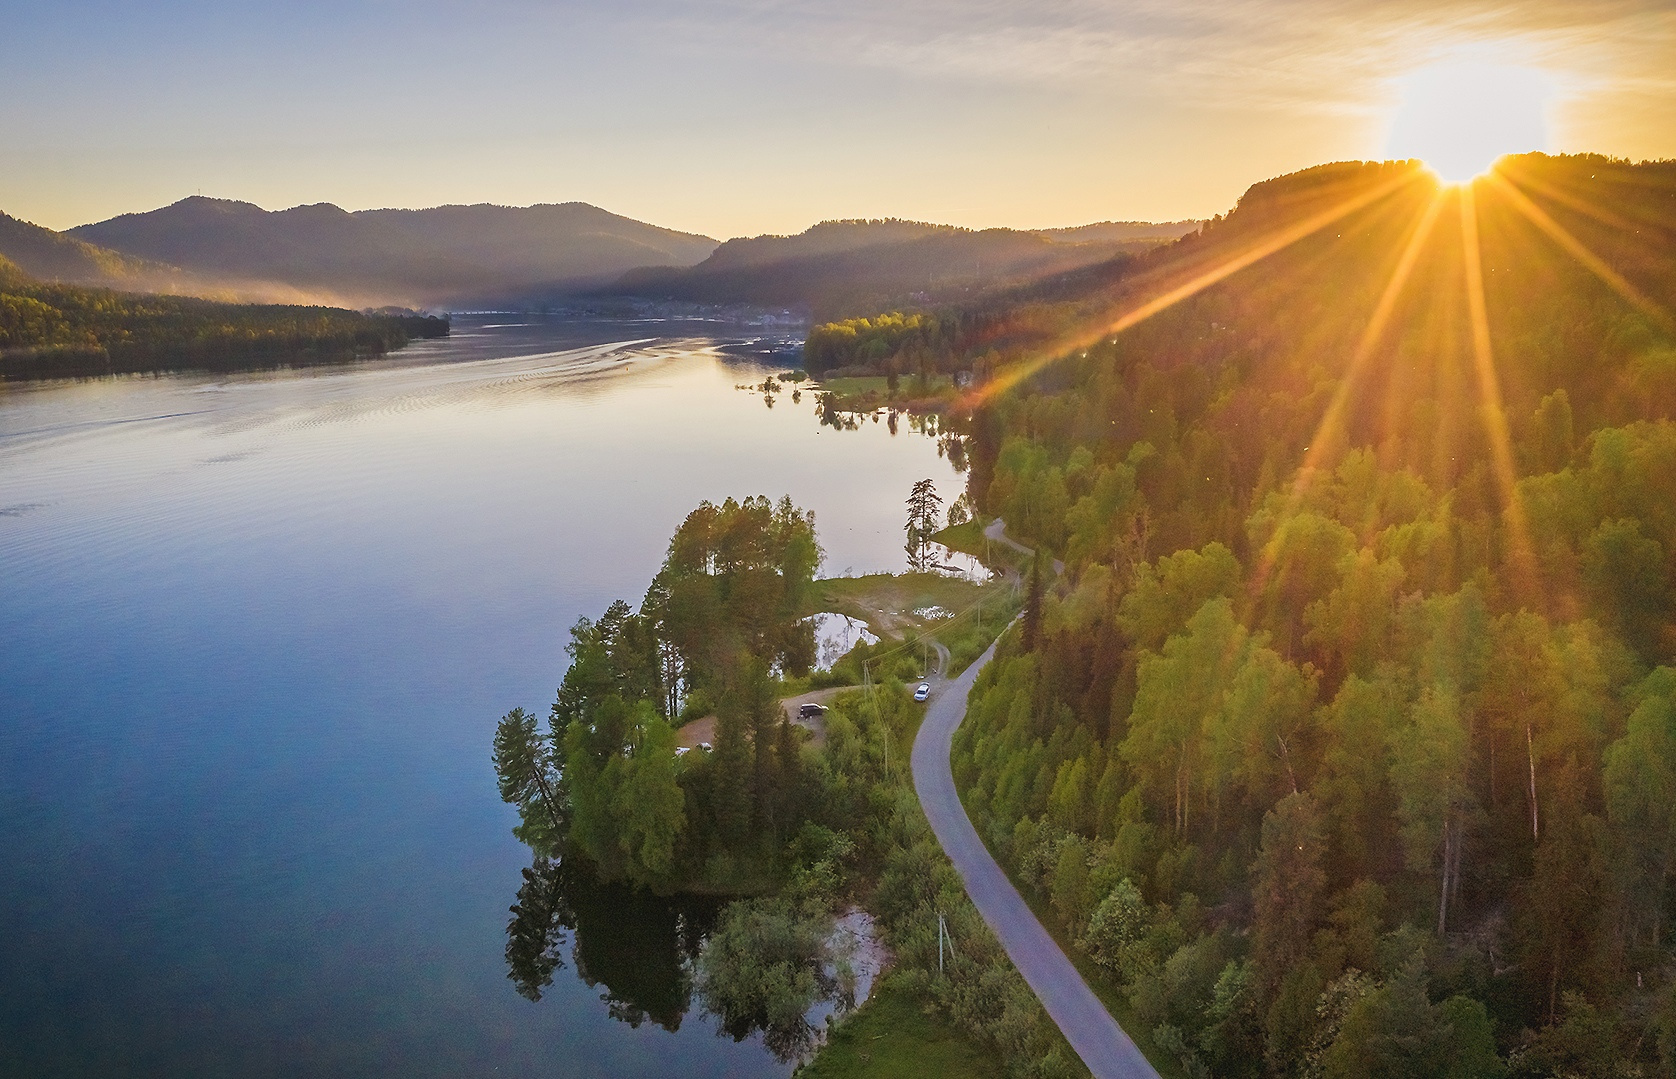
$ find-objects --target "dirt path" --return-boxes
[674,684,861,751]
[984,517,1065,576]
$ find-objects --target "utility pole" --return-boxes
[864,661,888,777]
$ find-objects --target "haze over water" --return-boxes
[0,318,964,1078]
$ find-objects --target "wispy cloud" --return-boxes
[644,0,1676,114]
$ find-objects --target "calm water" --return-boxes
[0,317,963,1078]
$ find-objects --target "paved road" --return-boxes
[912,639,1160,1079]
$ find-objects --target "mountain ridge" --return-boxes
[68,196,721,309]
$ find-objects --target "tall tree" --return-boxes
[905,478,944,571]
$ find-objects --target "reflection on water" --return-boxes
[0,315,961,1079]
[811,613,879,670]
[504,857,879,1063]
[507,857,717,1029]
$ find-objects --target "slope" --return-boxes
[923,151,1676,1076]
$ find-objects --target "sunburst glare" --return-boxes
[1387,58,1554,184]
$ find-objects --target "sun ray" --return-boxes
[1244,189,1449,606]
[1483,170,1674,334]
[1495,161,1649,237]
[1459,182,1540,596]
[1292,191,1448,495]
[956,169,1428,411]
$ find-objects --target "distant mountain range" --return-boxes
[64,198,719,309]
[0,197,1200,314]
[604,218,1200,319]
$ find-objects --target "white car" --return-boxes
[914,682,931,702]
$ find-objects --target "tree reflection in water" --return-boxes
[505,860,860,1060]
[503,857,719,1030]
[694,896,858,1064]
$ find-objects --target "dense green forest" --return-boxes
[0,256,447,380]
[931,153,1676,1076]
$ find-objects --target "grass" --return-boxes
[814,374,957,412]
[816,572,999,637]
[816,571,1019,681]
[795,972,991,1078]
[931,518,1027,574]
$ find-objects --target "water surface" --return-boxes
[0,317,964,1077]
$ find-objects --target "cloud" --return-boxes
[642,0,1676,116]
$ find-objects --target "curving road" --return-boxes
[913,638,1159,1079]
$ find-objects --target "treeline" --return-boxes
[800,257,1138,379]
[943,153,1676,1076]
[0,258,447,380]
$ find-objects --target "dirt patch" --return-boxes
[673,686,855,752]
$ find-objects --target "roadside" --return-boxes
[794,976,990,1079]
[910,526,1162,1079]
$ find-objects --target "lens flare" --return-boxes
[1387,60,1553,185]
[1458,184,1539,592]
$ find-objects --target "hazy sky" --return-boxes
[2,0,1672,239]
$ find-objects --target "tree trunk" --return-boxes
[1526,724,1539,841]
[1438,822,1452,935]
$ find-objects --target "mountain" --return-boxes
[0,210,195,293]
[607,218,1200,319]
[70,198,720,309]
[1034,219,1204,245]
[807,154,1676,379]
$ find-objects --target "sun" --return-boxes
[1385,58,1554,184]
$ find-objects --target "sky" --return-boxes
[1,0,1672,240]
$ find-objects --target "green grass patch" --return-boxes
[796,975,991,1079]
[814,572,1019,683]
[815,375,957,413]
[817,572,997,633]
[931,518,1026,574]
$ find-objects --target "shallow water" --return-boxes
[0,317,964,1078]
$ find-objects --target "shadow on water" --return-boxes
[505,857,720,1031]
[505,857,869,1064]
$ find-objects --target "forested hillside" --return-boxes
[0,210,196,294]
[611,217,1195,321]
[0,257,447,380]
[935,153,1676,1077]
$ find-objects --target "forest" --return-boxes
[0,256,447,380]
[931,153,1676,1076]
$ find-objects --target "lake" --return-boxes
[0,317,966,1078]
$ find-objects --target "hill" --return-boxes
[0,255,447,380]
[0,210,198,293]
[70,197,720,309]
[606,218,1198,319]
[898,152,1676,1076]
